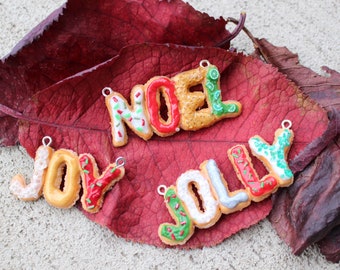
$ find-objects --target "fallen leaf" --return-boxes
[0,0,229,146]
[254,38,340,112]
[269,141,340,255]
[319,226,340,263]
[17,43,329,247]
[253,39,340,260]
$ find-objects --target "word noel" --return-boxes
[102,60,242,147]
[158,120,294,245]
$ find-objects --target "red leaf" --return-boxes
[17,43,329,247]
[0,0,229,146]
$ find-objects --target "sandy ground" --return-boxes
[0,0,339,269]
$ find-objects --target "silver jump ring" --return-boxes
[102,87,113,97]
[281,119,292,129]
[157,185,167,196]
[42,136,52,147]
[199,59,210,68]
[115,157,126,168]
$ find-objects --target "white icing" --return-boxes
[248,129,293,181]
[206,159,249,209]
[176,170,218,226]
[108,87,151,144]
[10,146,50,200]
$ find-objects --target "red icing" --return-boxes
[145,77,180,134]
[229,145,278,197]
[79,154,122,210]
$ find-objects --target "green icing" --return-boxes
[205,67,240,116]
[250,129,293,181]
[159,187,192,243]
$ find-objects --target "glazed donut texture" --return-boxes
[228,145,280,202]
[176,170,221,229]
[10,145,53,201]
[105,86,153,147]
[201,159,251,214]
[79,153,125,213]
[144,76,181,136]
[158,121,295,245]
[248,127,294,187]
[43,149,81,209]
[158,186,194,245]
[173,64,241,131]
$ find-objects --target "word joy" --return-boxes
[158,120,294,245]
[10,136,126,213]
[103,60,242,147]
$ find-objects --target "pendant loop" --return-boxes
[115,157,126,168]
[42,136,52,147]
[199,59,211,68]
[157,185,167,196]
[281,119,292,129]
[102,87,113,97]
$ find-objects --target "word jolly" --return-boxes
[103,60,242,147]
[158,120,294,245]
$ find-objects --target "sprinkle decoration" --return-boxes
[79,154,126,213]
[158,186,194,246]
[228,145,279,199]
[158,120,294,245]
[102,60,242,147]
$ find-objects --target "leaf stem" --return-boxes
[215,12,247,49]
[216,14,271,64]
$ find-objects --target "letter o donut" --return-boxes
[43,149,81,208]
[145,77,180,136]
[176,170,220,229]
